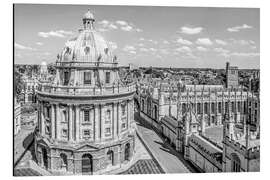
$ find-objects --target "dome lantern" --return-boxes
[83,9,95,30]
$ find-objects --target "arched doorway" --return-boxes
[60,153,68,171]
[82,154,93,174]
[42,148,48,169]
[124,143,130,161]
[231,153,241,172]
[107,150,114,166]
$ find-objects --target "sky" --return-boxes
[14,4,260,68]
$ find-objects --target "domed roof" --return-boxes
[59,10,115,64]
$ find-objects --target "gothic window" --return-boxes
[142,99,145,112]
[211,102,215,114]
[84,71,91,85]
[225,102,228,112]
[182,103,186,113]
[231,154,241,172]
[105,72,110,84]
[204,103,208,114]
[121,123,126,129]
[231,102,235,113]
[197,103,201,114]
[238,102,241,113]
[84,110,90,122]
[45,125,50,135]
[218,102,222,113]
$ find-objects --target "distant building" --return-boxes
[21,75,39,104]
[137,72,260,172]
[14,97,21,135]
[226,62,239,89]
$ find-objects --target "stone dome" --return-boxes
[83,9,94,20]
[59,10,115,64]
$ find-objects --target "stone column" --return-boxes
[117,102,121,135]
[100,104,104,141]
[56,104,60,140]
[113,102,118,138]
[51,104,55,139]
[75,105,80,141]
[41,104,46,136]
[127,100,129,129]
[68,105,73,142]
[94,105,100,142]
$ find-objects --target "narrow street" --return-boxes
[135,113,199,173]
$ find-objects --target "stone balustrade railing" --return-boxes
[37,83,136,96]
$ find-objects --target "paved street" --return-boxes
[135,113,198,173]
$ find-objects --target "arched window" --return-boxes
[124,143,130,161]
[211,102,215,114]
[204,102,208,114]
[60,153,68,171]
[197,103,201,114]
[42,148,48,169]
[218,102,222,113]
[82,154,93,174]
[107,150,114,166]
[182,103,186,113]
[231,153,241,172]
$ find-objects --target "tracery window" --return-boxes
[105,72,110,84]
[84,72,91,85]
[231,154,241,172]
[84,110,90,122]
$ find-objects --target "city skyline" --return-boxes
[14,4,260,68]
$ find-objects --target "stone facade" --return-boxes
[35,10,136,175]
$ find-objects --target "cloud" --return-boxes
[116,20,128,26]
[139,47,148,52]
[215,39,227,46]
[139,38,145,41]
[180,26,203,35]
[163,40,169,44]
[227,24,253,32]
[121,25,133,31]
[196,46,208,52]
[123,45,136,52]
[108,41,118,50]
[196,38,213,46]
[136,28,143,32]
[38,30,73,38]
[149,48,157,52]
[98,20,110,26]
[214,48,230,54]
[176,37,193,45]
[36,42,43,46]
[176,46,192,53]
[15,43,36,51]
[230,52,259,57]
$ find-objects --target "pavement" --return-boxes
[135,113,198,174]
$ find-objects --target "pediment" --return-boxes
[75,143,99,151]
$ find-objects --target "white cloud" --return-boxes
[38,30,73,38]
[136,28,143,32]
[215,39,227,46]
[139,38,145,41]
[176,37,193,45]
[98,20,110,26]
[36,42,43,46]
[116,20,128,26]
[196,46,208,52]
[176,46,192,53]
[123,45,136,52]
[121,25,133,32]
[15,43,36,51]
[214,48,230,54]
[227,24,253,32]
[163,40,169,44]
[129,51,136,54]
[139,47,148,52]
[230,52,259,57]
[196,38,213,46]
[180,26,203,35]
[108,41,118,50]
[149,48,157,52]
[108,24,118,30]
[138,43,144,47]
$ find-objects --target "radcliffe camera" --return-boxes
[13,4,260,176]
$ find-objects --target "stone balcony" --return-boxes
[37,83,136,97]
[55,61,118,69]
